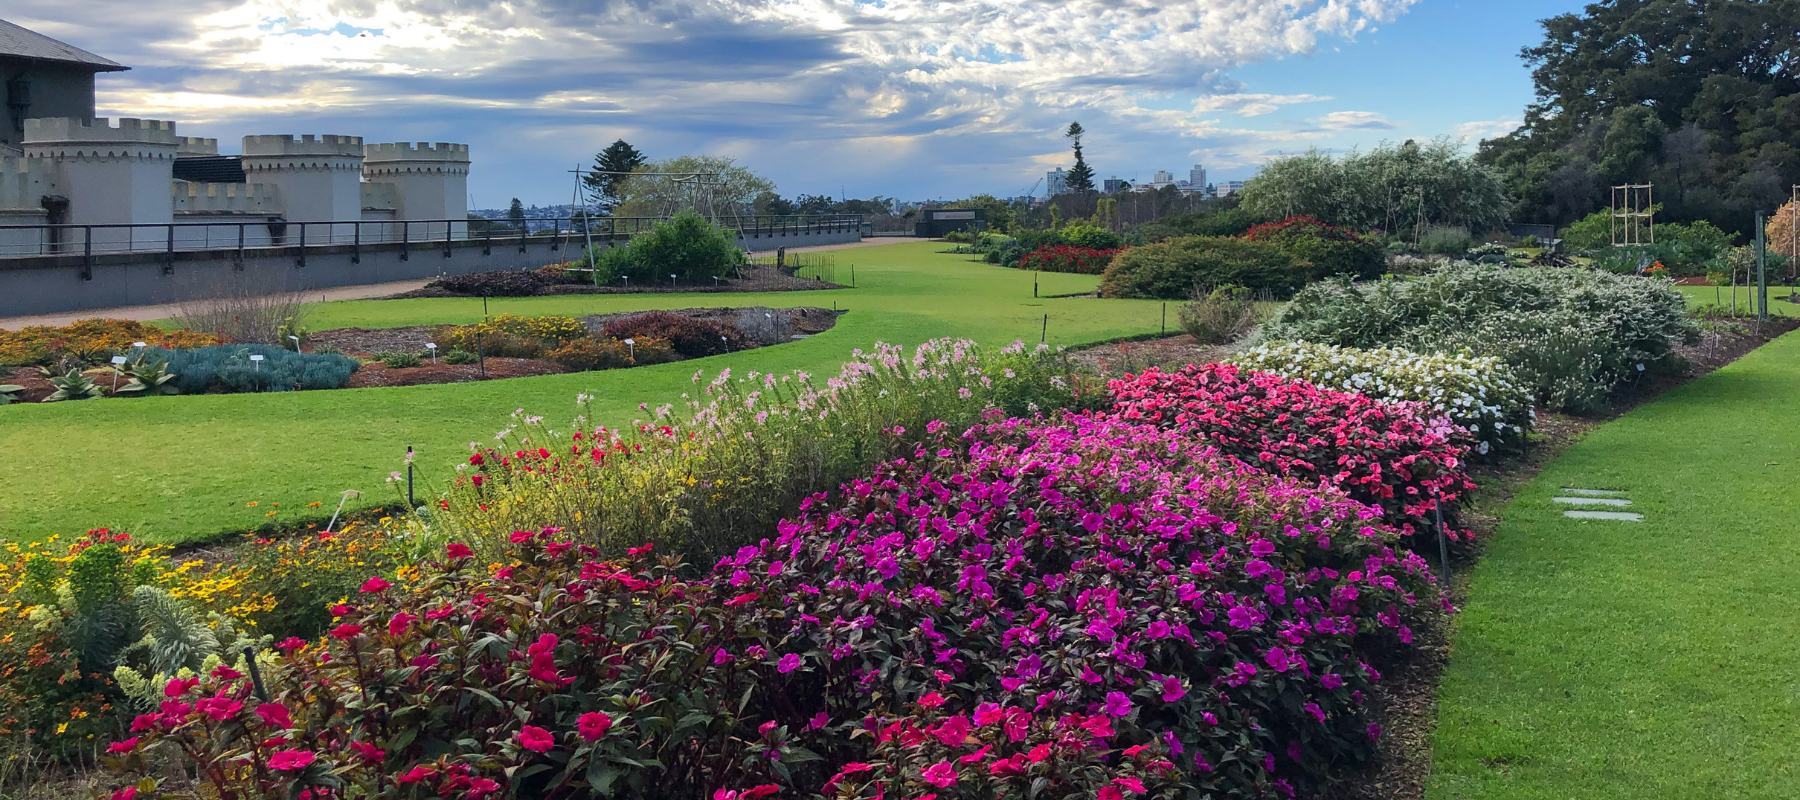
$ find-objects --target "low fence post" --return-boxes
[163,224,175,275]
[235,223,246,271]
[296,222,306,268]
[352,220,362,264]
[82,226,93,281]
[400,221,410,261]
[443,221,453,258]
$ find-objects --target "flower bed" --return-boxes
[1015,244,1122,275]
[1108,363,1476,541]
[1260,265,1701,414]
[1230,341,1535,454]
[105,411,1440,800]
[0,319,218,367]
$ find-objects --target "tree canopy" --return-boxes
[1477,0,1800,236]
[613,155,774,219]
[1064,122,1096,194]
[584,140,647,209]
[1238,139,1510,236]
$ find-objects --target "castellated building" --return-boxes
[0,19,470,253]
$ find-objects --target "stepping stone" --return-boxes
[1563,510,1644,522]
[1553,496,1633,507]
[1560,488,1627,497]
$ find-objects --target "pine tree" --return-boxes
[1065,122,1096,194]
[507,198,526,231]
[585,139,647,207]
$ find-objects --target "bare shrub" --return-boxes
[734,307,793,345]
[1179,284,1263,344]
[172,273,313,345]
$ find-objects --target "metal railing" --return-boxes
[0,214,864,279]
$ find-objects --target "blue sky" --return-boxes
[8,0,1588,207]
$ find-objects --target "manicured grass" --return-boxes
[1677,283,1800,314]
[1427,330,1800,798]
[0,242,1167,544]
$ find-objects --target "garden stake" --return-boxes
[1162,303,1167,335]
[1041,314,1048,344]
[406,445,415,508]
[482,295,489,319]
[1433,496,1452,585]
[477,332,486,378]
[1034,271,1039,298]
[242,646,269,702]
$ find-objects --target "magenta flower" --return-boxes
[359,576,391,593]
[921,761,958,788]
[517,725,554,753]
[577,711,613,742]
[268,749,315,771]
[777,653,802,673]
[1104,691,1133,718]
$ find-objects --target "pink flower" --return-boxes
[1305,702,1327,723]
[350,741,385,762]
[1159,675,1187,702]
[1321,673,1344,690]
[932,715,971,746]
[388,612,418,637]
[359,576,391,593]
[724,592,759,607]
[1264,647,1295,673]
[268,749,316,771]
[1104,691,1133,718]
[255,703,292,730]
[577,711,613,742]
[1113,776,1146,794]
[920,761,958,788]
[777,653,802,673]
[163,677,199,697]
[517,725,554,753]
[106,737,139,754]
[329,623,364,641]
[110,788,136,800]
[396,766,435,784]
[1099,786,1124,800]
[197,694,244,721]
[509,530,534,544]
[446,542,473,559]
[210,665,243,680]
[918,692,946,708]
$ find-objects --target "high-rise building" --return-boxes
[1151,170,1174,186]
[1046,168,1069,196]
[1102,177,1129,193]
[1219,180,1246,197]
[1189,164,1206,189]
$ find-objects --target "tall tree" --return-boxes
[507,197,526,229]
[584,139,647,209]
[613,155,775,219]
[1064,122,1097,194]
[1477,0,1800,235]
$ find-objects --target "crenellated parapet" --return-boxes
[177,137,219,157]
[22,117,180,162]
[0,153,53,212]
[172,180,281,215]
[242,134,366,174]
[362,142,471,178]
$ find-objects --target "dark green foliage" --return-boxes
[1099,236,1309,299]
[444,348,479,365]
[1135,207,1265,242]
[142,344,359,393]
[590,211,743,283]
[1479,0,1800,235]
[585,139,647,206]
[380,352,423,369]
[436,270,547,297]
[1063,122,1096,193]
[1243,216,1385,281]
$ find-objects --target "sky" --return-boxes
[8,0,1590,207]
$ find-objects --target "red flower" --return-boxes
[210,664,243,680]
[109,788,136,800]
[268,749,316,771]
[164,677,199,697]
[724,592,759,607]
[446,542,473,559]
[1098,786,1123,800]
[329,623,364,641]
[626,543,655,556]
[360,576,391,593]
[517,725,554,753]
[396,765,435,784]
[106,737,139,753]
[577,711,613,742]
[349,741,385,762]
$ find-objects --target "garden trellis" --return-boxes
[1611,184,1654,247]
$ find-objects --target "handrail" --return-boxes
[0,214,865,261]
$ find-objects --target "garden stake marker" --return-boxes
[242,646,269,702]
[407,445,415,507]
[1041,314,1048,344]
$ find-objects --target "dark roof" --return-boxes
[0,18,128,71]
[173,156,247,184]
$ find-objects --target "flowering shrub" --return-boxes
[1230,341,1535,455]
[174,521,411,640]
[1109,363,1476,541]
[104,411,1439,799]
[439,314,590,358]
[0,319,218,367]
[1241,217,1384,283]
[1016,245,1122,275]
[429,339,1102,562]
[545,336,677,371]
[600,311,747,357]
[1261,265,1701,414]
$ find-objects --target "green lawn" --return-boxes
[1427,329,1800,798]
[1677,283,1800,314]
[0,242,1169,544]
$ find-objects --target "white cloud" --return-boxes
[1455,117,1522,142]
[1191,93,1332,117]
[1317,110,1397,130]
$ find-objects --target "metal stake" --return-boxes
[242,646,269,702]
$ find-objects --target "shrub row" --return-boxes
[1260,265,1701,414]
[600,311,747,357]
[1230,341,1535,454]
[1099,218,1384,300]
[0,319,219,367]
[1015,244,1121,275]
[105,410,1441,800]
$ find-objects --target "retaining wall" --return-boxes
[0,226,860,316]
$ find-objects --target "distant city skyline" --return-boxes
[6,0,1589,205]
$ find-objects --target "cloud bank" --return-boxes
[6,0,1423,201]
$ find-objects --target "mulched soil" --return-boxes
[1071,318,1800,800]
[581,306,840,336]
[310,325,452,356]
[386,264,842,299]
[344,357,567,388]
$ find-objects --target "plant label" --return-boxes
[111,356,128,365]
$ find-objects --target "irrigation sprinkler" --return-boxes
[720,335,728,353]
[324,489,361,534]
[288,334,302,353]
[426,343,438,364]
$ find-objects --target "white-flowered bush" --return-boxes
[1231,340,1534,454]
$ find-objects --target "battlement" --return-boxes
[363,142,471,162]
[177,137,219,156]
[24,117,180,146]
[242,134,365,158]
[0,154,51,212]
[173,180,281,215]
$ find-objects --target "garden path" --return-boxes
[1428,330,1800,798]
